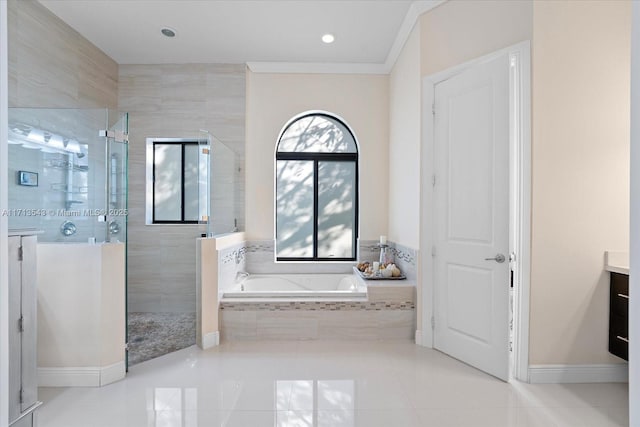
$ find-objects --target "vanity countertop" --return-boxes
[605,251,629,275]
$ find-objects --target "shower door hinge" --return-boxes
[431,316,435,330]
[99,130,129,143]
[432,175,436,187]
[17,246,23,261]
[124,342,129,351]
[432,103,436,115]
[19,388,24,404]
[18,315,24,333]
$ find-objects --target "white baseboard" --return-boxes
[100,361,126,386]
[38,361,126,387]
[201,331,220,349]
[528,364,629,383]
[415,330,422,345]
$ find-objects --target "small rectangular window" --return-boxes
[146,139,200,224]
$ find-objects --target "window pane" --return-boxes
[154,144,182,221]
[317,161,356,258]
[278,115,357,153]
[276,160,314,257]
[183,144,199,221]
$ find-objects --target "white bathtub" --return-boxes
[222,274,366,299]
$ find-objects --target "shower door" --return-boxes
[103,112,128,243]
[103,112,129,368]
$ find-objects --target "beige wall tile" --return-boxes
[8,0,118,109]
[120,63,245,314]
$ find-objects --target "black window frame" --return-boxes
[151,140,199,225]
[275,113,359,262]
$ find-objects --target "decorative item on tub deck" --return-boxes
[379,235,394,266]
[354,263,405,280]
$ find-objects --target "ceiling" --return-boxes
[38,1,442,70]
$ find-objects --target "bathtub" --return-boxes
[222,273,366,299]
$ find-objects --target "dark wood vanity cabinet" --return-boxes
[609,272,629,361]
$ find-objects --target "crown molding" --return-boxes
[248,0,447,75]
[383,0,446,73]
[246,62,389,75]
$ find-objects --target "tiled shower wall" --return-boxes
[8,0,118,110]
[119,64,246,313]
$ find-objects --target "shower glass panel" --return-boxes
[195,131,239,237]
[209,135,240,235]
[7,108,128,243]
[198,131,211,236]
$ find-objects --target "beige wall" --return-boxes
[119,64,245,313]
[530,0,631,365]
[417,0,630,366]
[420,0,532,76]
[245,71,389,241]
[389,23,422,250]
[389,21,423,329]
[8,0,118,109]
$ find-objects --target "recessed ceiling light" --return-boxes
[321,34,335,44]
[161,27,176,38]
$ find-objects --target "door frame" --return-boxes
[419,41,531,382]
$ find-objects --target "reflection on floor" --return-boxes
[127,312,196,366]
[38,341,629,427]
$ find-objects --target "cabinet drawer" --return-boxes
[609,312,629,361]
[609,333,629,361]
[610,272,629,296]
[610,313,628,338]
[610,292,629,317]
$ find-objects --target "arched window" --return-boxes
[275,112,359,261]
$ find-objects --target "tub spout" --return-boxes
[235,271,249,283]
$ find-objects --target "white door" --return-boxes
[432,53,510,381]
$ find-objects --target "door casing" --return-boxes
[419,41,531,382]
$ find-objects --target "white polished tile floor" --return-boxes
[37,341,629,427]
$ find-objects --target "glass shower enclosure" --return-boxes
[200,131,242,237]
[7,108,128,243]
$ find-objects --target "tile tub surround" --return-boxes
[242,239,417,280]
[215,239,418,341]
[220,285,416,341]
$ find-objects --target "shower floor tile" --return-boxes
[127,312,195,366]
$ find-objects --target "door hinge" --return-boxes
[99,130,128,143]
[125,342,129,351]
[431,316,435,330]
[431,246,436,257]
[17,246,23,261]
[432,174,436,187]
[19,388,24,404]
[18,315,24,333]
[432,103,435,115]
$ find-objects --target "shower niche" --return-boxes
[8,108,128,243]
